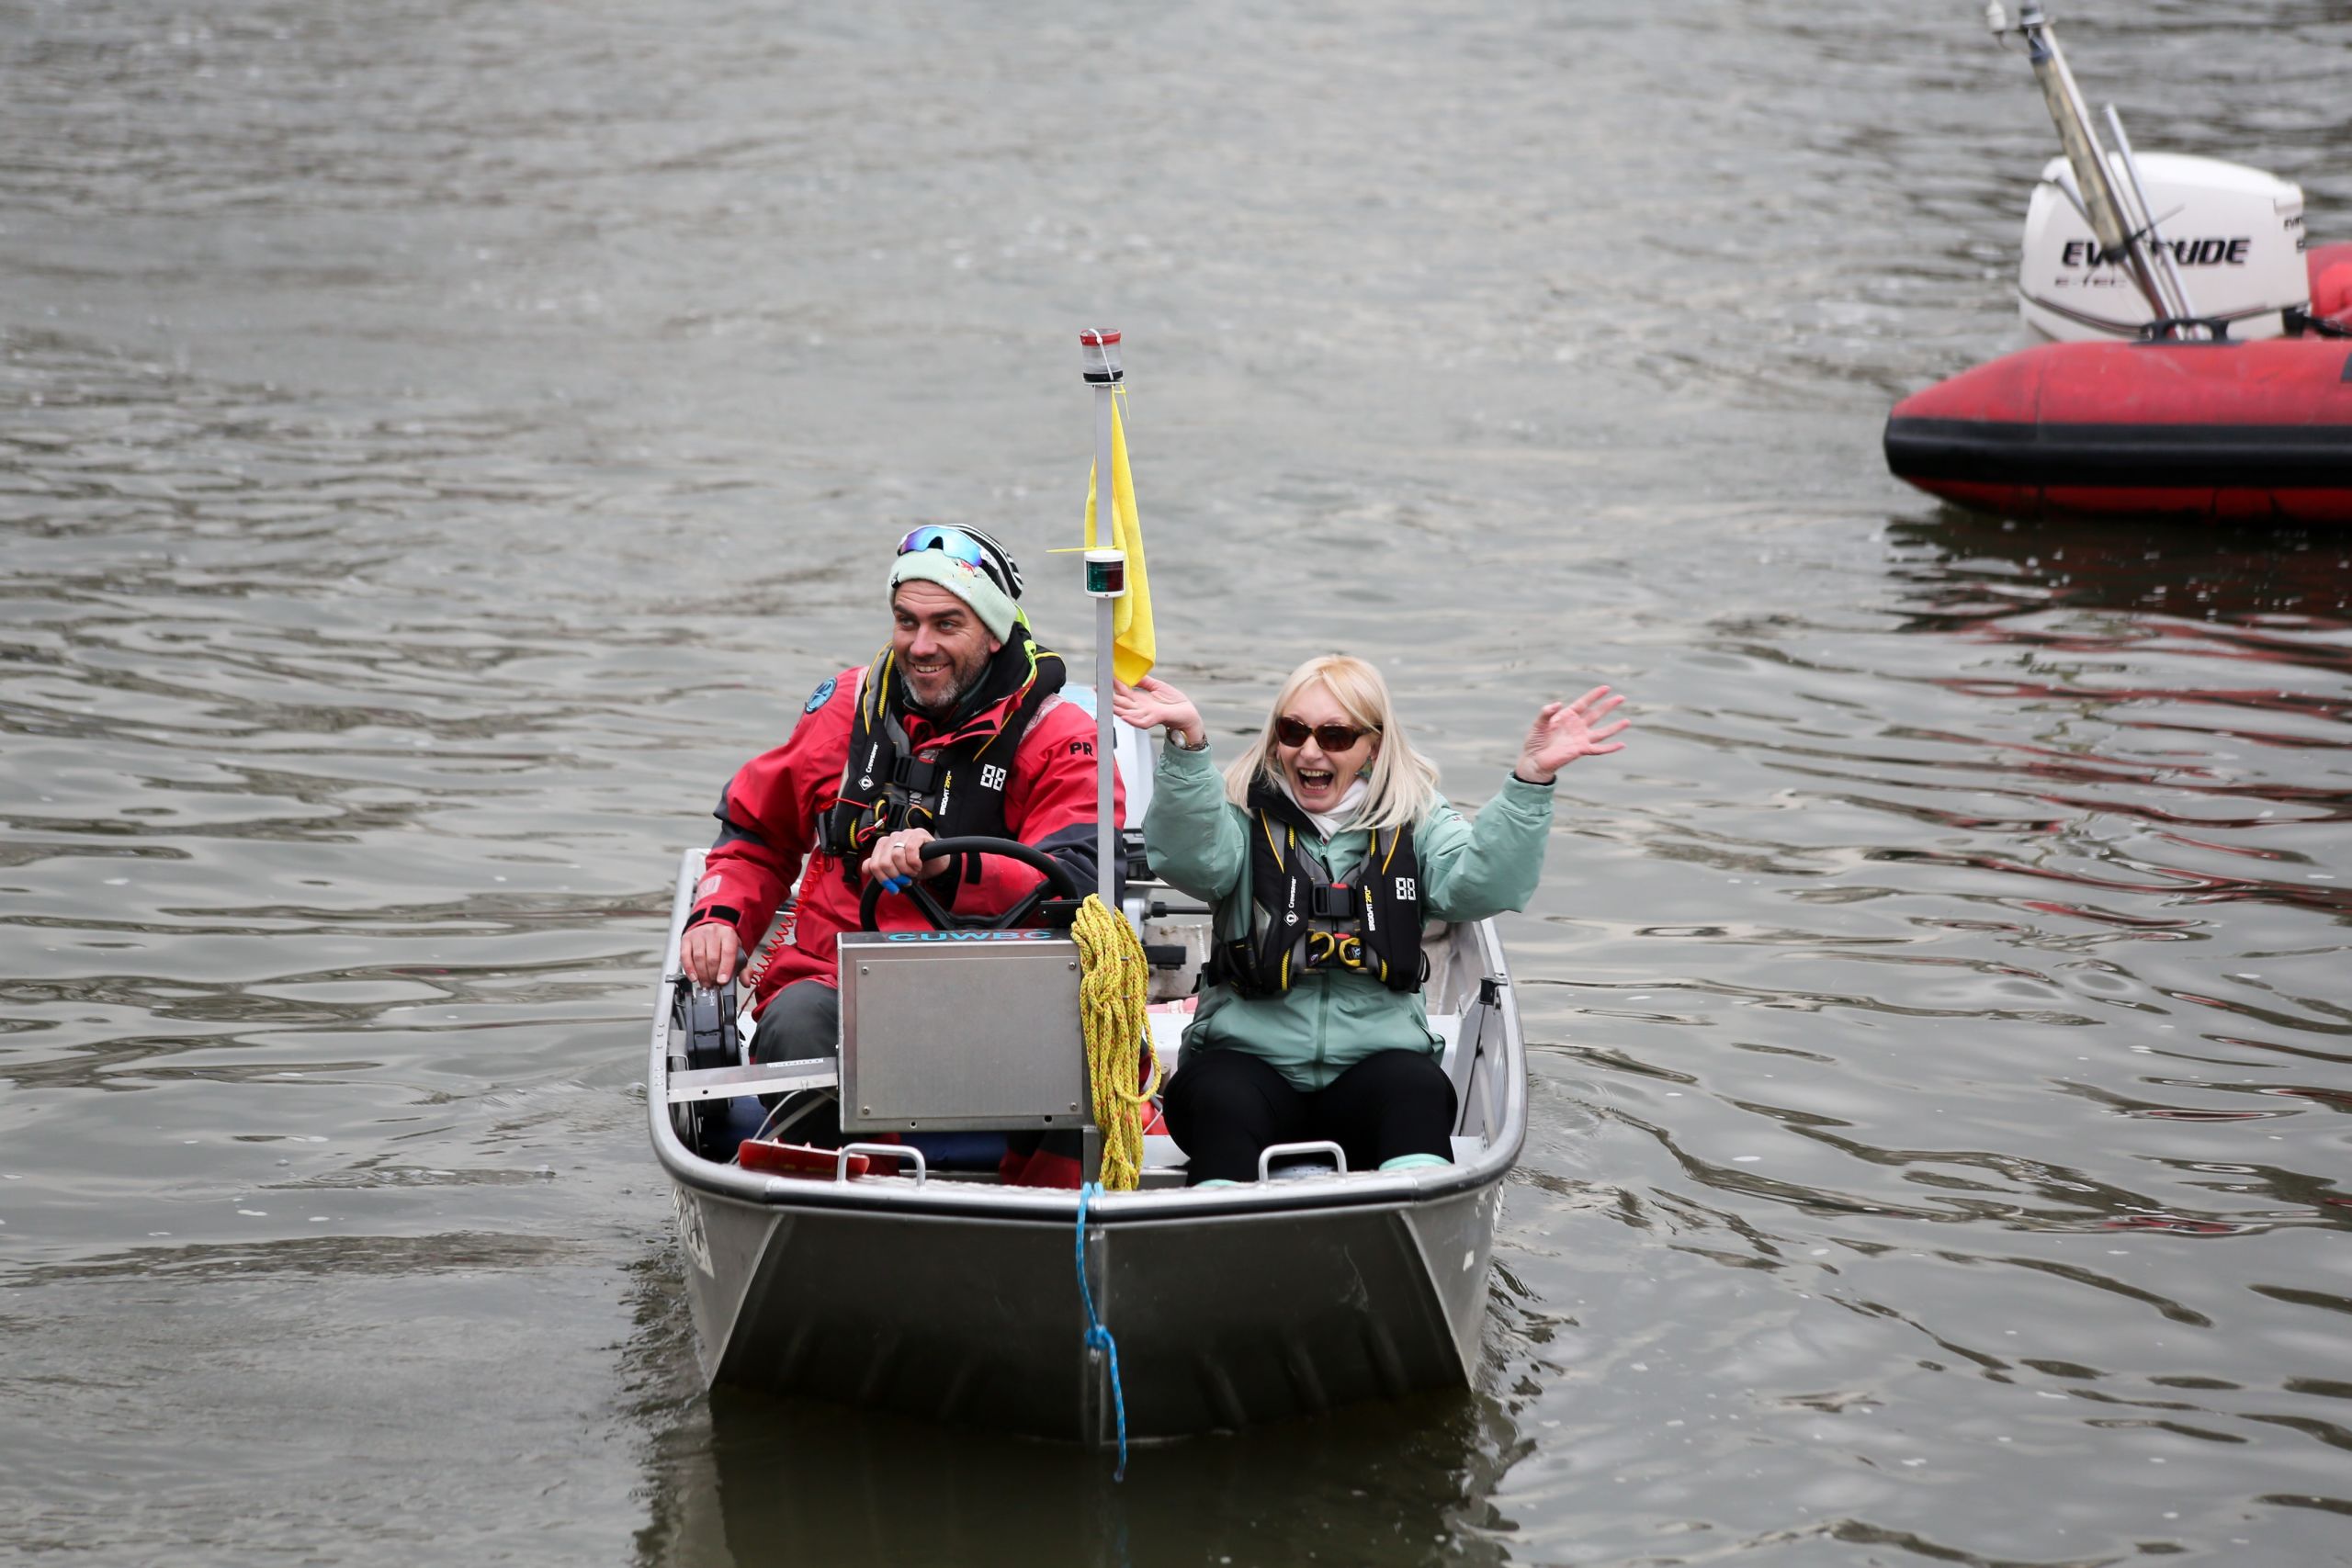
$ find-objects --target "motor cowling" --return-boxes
[2018,152,2308,341]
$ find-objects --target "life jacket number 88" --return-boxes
[1215,810,1426,998]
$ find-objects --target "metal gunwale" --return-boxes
[646,849,1528,1226]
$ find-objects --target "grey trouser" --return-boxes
[749,979,841,1142]
[751,977,839,1066]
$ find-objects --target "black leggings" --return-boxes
[1160,1047,1457,1186]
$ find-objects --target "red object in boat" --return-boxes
[1885,243,2352,524]
[737,1139,899,1179]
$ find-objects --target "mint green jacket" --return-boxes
[1146,740,1556,1092]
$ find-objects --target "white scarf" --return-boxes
[1279,775,1367,841]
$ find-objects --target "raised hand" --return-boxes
[1112,676,1205,750]
[1515,686,1629,784]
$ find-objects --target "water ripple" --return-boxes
[7,0,2352,1562]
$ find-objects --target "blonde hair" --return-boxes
[1223,655,1441,834]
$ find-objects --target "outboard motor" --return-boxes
[2019,156,2309,341]
[669,976,741,1161]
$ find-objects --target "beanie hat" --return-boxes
[888,525,1024,642]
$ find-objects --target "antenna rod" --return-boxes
[2008,5,2186,329]
[1078,329,1125,914]
[2101,104,2201,331]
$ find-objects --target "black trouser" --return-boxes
[1160,1047,1456,1186]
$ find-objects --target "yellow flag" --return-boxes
[1083,389,1156,685]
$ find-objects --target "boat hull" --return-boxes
[1886,339,2352,524]
[1885,245,2352,524]
[671,1179,1499,1441]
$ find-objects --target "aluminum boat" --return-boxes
[645,759,1528,1445]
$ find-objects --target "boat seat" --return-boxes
[1419,919,1456,1003]
[1430,1010,1464,1078]
[1146,1008,1188,1078]
[1136,1133,1479,1184]
[1139,1134,1188,1190]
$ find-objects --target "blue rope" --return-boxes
[1074,1180,1129,1481]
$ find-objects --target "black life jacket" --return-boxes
[820,626,1065,906]
[1214,777,1426,998]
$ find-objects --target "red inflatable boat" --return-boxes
[1886,243,2352,525]
[1885,9,2352,525]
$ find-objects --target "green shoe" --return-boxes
[1378,1153,1450,1173]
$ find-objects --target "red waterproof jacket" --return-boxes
[686,665,1125,1016]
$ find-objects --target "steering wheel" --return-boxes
[856,835,1082,932]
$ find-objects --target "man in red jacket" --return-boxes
[678,525,1123,1164]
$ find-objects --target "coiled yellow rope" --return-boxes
[1071,894,1160,1191]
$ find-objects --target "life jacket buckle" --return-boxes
[1308,882,1357,921]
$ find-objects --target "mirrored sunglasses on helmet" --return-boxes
[895,525,1007,592]
[1274,716,1377,751]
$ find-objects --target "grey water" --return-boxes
[4,1,2348,1562]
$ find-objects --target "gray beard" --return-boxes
[899,664,981,718]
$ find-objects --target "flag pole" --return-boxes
[1080,329,1125,913]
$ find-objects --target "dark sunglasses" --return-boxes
[896,526,1004,590]
[1274,716,1377,751]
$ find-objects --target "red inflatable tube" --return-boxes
[1886,243,2352,524]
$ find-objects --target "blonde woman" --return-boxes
[1113,656,1627,1186]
